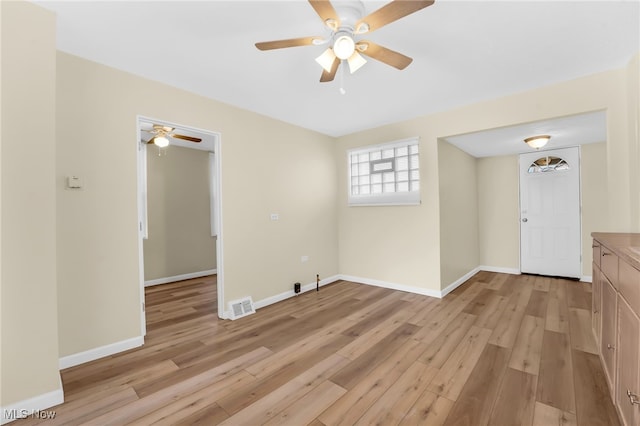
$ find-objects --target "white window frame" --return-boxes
[347,137,421,206]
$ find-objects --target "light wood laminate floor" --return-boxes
[16,272,620,425]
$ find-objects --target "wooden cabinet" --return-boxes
[593,265,602,344]
[617,297,640,426]
[592,233,640,426]
[601,274,618,396]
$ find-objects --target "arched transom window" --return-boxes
[527,156,570,173]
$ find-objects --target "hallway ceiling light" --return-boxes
[153,136,170,148]
[524,135,551,149]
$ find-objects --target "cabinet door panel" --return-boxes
[601,275,618,398]
[616,297,640,426]
[601,247,619,287]
[592,265,602,345]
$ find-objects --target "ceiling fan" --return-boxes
[142,124,202,147]
[255,0,435,82]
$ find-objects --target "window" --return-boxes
[527,156,570,173]
[348,137,420,206]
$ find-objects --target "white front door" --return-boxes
[519,146,581,278]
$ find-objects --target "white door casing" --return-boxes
[519,146,581,278]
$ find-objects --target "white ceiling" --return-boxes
[445,110,607,157]
[35,0,639,145]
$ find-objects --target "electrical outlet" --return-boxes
[270,213,279,221]
[301,255,309,263]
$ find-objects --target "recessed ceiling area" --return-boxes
[34,1,639,137]
[444,110,607,158]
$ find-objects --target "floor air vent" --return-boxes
[228,297,255,320]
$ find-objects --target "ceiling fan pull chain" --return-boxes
[339,63,346,95]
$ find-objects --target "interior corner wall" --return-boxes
[144,146,216,281]
[337,65,632,294]
[477,155,520,272]
[56,52,338,357]
[1,0,61,407]
[438,140,479,289]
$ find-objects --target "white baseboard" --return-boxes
[144,269,217,287]
[338,274,443,298]
[0,376,63,425]
[440,267,481,298]
[581,275,593,283]
[222,275,341,318]
[479,265,521,275]
[59,336,144,370]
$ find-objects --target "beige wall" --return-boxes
[337,65,635,291]
[628,54,640,232]
[1,1,61,406]
[477,155,520,271]
[581,143,609,275]
[56,51,338,357]
[144,146,216,281]
[336,126,442,291]
[438,140,479,288]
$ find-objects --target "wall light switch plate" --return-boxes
[66,176,83,189]
[270,213,279,221]
[301,255,309,263]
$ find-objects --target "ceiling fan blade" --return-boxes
[145,137,156,144]
[355,0,434,34]
[171,134,202,143]
[308,0,340,30]
[255,37,320,51]
[357,41,413,70]
[320,56,340,82]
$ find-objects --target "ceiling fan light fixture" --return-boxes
[333,34,355,60]
[355,22,370,34]
[347,51,367,74]
[524,135,551,149]
[154,136,170,148]
[315,48,337,72]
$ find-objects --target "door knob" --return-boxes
[522,218,528,223]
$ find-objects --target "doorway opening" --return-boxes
[136,116,224,336]
[519,146,581,279]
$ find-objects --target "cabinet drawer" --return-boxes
[593,240,601,269]
[619,260,640,316]
[601,246,619,287]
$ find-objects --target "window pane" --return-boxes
[396,156,408,171]
[372,160,393,173]
[410,155,419,169]
[347,140,420,205]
